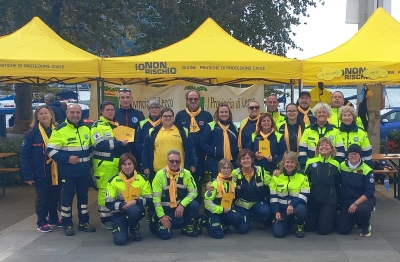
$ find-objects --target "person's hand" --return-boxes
[160,215,172,229]
[273,169,281,177]
[206,182,214,192]
[144,168,150,176]
[223,207,231,213]
[286,205,294,215]
[175,204,184,218]
[121,140,129,146]
[348,203,357,214]
[255,151,263,160]
[266,155,272,162]
[25,180,34,186]
[68,156,80,164]
[275,212,282,221]
[122,200,136,210]
[190,166,196,173]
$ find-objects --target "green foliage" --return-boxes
[264,85,290,98]
[32,85,62,101]
[0,137,23,185]
[380,130,400,153]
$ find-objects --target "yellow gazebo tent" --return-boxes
[101,18,301,85]
[0,17,100,84]
[302,8,400,85]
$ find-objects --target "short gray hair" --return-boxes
[312,102,332,117]
[44,93,55,102]
[148,99,161,109]
[167,149,181,160]
[339,105,357,120]
[185,90,200,100]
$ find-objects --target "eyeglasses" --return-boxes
[187,98,199,102]
[119,88,131,93]
[168,160,181,164]
[221,166,231,170]
[162,115,174,118]
[149,107,160,110]
[248,106,260,110]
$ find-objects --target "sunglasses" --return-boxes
[248,106,260,110]
[168,160,181,164]
[119,88,131,93]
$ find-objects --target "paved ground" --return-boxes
[0,183,400,262]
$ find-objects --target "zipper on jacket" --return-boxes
[76,127,84,150]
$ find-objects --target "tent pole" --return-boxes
[96,78,101,117]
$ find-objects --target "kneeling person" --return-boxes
[106,153,153,245]
[150,150,200,240]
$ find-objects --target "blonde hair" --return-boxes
[31,105,57,128]
[279,151,300,172]
[339,105,357,120]
[312,102,332,117]
[315,137,336,157]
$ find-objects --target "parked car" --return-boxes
[380,107,400,139]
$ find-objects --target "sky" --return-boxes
[286,0,400,59]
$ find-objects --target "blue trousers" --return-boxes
[272,203,307,238]
[34,168,61,227]
[203,210,243,239]
[112,205,145,245]
[150,200,200,240]
[60,175,90,228]
[233,201,271,234]
[336,198,375,235]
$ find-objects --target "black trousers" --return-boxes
[305,201,337,235]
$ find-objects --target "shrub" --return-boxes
[0,137,23,185]
[380,130,400,154]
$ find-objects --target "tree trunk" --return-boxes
[10,83,33,133]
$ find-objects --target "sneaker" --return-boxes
[181,225,198,237]
[64,226,75,236]
[130,229,142,241]
[360,224,372,237]
[101,221,113,230]
[48,220,63,228]
[78,223,96,232]
[258,222,266,231]
[193,217,203,235]
[37,224,52,233]
[295,224,305,238]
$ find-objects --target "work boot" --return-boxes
[130,229,142,241]
[181,225,198,237]
[64,226,75,236]
[78,223,96,232]
[193,217,204,235]
[295,224,305,238]
[101,221,113,230]
[360,224,372,237]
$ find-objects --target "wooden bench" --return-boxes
[0,168,20,197]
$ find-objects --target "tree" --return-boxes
[131,0,324,56]
[10,84,32,133]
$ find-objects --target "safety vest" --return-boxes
[270,172,310,206]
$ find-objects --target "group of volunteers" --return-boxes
[20,83,376,245]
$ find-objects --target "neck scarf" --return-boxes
[260,128,275,140]
[186,107,202,133]
[148,116,161,127]
[238,115,260,149]
[297,106,311,125]
[243,168,254,183]
[118,171,137,188]
[216,173,235,198]
[217,121,233,160]
[284,123,302,152]
[39,123,58,185]
[166,166,181,208]
[106,118,119,127]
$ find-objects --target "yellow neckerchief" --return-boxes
[216,172,235,198]
[217,121,233,160]
[297,106,311,125]
[238,115,260,149]
[166,166,181,208]
[284,123,302,152]
[243,168,254,183]
[147,117,161,127]
[100,115,120,127]
[185,107,202,133]
[118,171,137,188]
[260,128,275,140]
[39,123,58,186]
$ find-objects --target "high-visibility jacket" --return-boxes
[204,178,236,214]
[265,111,285,125]
[232,166,272,202]
[152,168,198,218]
[329,107,364,129]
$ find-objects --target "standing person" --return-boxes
[91,101,129,230]
[201,102,239,179]
[47,104,96,236]
[114,88,145,167]
[175,91,213,203]
[339,106,373,167]
[304,138,341,235]
[21,105,62,232]
[277,103,307,153]
[194,159,244,238]
[329,91,363,128]
[105,153,153,245]
[238,100,261,150]
[232,149,272,233]
[44,93,66,124]
[248,113,286,173]
[135,100,162,172]
[297,91,316,125]
[150,150,200,240]
[265,94,285,125]
[336,144,375,237]
[299,102,345,170]
[270,152,310,238]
